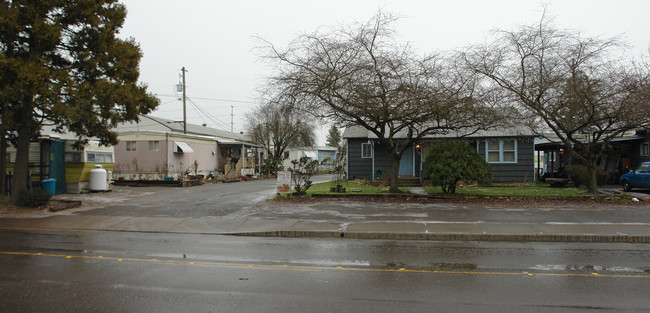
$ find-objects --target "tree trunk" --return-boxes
[11,118,34,199]
[0,135,6,195]
[586,162,599,194]
[389,155,401,193]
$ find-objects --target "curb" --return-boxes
[231,231,650,243]
[2,225,649,243]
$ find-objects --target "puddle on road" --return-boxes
[531,264,650,273]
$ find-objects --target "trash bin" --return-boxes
[42,178,56,196]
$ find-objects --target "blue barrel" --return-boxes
[42,178,56,196]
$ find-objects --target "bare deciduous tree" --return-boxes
[261,11,498,192]
[463,12,650,193]
[245,99,316,161]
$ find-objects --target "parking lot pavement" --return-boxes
[1,180,650,243]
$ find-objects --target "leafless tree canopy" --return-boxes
[245,99,316,160]
[261,11,500,191]
[463,13,650,192]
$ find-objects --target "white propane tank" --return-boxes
[89,165,107,191]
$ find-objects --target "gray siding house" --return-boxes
[343,126,536,183]
[535,129,650,184]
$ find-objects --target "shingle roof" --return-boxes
[342,125,535,139]
[114,115,252,143]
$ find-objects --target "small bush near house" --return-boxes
[15,188,51,207]
[423,142,492,193]
[289,156,319,195]
[565,165,609,187]
[263,157,284,175]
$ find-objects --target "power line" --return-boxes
[155,93,256,104]
[159,98,178,105]
[186,97,232,131]
[190,96,256,104]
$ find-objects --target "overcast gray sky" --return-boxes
[118,0,650,144]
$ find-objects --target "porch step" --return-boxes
[397,176,421,187]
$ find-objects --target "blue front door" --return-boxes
[49,140,66,194]
[399,147,413,176]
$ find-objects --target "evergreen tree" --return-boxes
[1,1,159,198]
[325,124,342,148]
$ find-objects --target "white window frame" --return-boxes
[361,142,372,159]
[485,139,517,164]
[149,140,160,152]
[641,143,649,157]
[86,152,113,163]
[65,152,82,163]
[126,141,136,152]
[322,151,335,164]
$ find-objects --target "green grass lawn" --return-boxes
[307,181,391,195]
[422,184,586,197]
[304,181,585,197]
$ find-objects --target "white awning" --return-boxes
[174,141,194,153]
[303,151,317,159]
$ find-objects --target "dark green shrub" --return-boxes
[263,157,284,175]
[15,188,51,207]
[423,142,492,193]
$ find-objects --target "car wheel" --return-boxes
[623,180,632,192]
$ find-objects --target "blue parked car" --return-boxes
[621,162,650,191]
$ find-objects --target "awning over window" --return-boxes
[174,141,194,153]
[303,151,317,159]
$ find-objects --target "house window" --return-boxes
[641,143,649,157]
[284,151,290,160]
[149,141,159,151]
[486,140,517,163]
[5,152,9,162]
[361,142,372,159]
[126,141,136,152]
[321,151,335,164]
[87,152,113,163]
[65,152,82,163]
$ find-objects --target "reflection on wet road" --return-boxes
[1,229,649,312]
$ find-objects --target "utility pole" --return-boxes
[181,67,187,134]
[230,105,234,133]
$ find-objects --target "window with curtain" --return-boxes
[361,143,372,158]
[486,140,517,163]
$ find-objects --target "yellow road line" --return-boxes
[2,251,649,279]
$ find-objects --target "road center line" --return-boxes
[2,251,649,279]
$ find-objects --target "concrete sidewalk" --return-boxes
[1,213,649,243]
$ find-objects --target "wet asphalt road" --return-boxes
[1,229,650,312]
[4,177,650,311]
